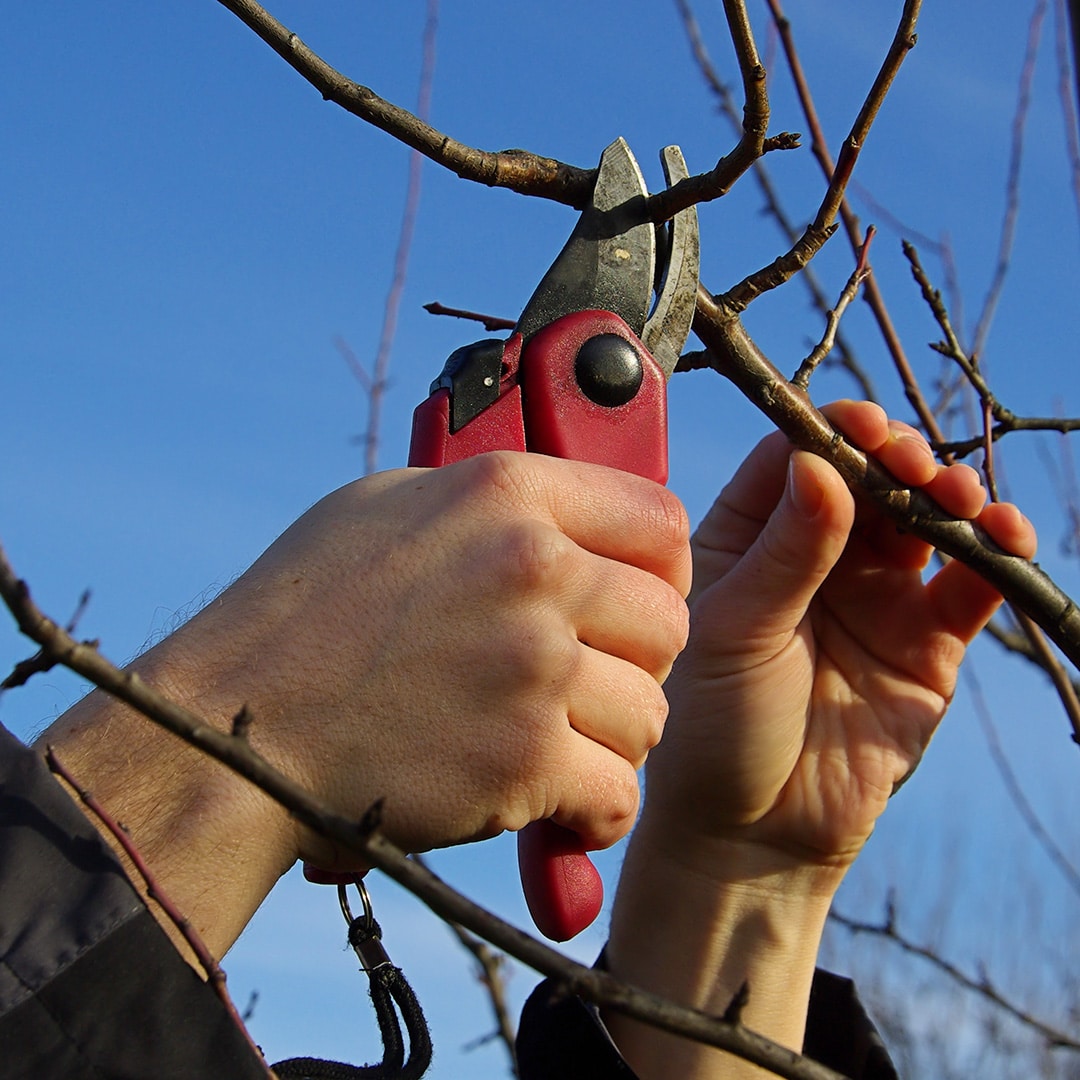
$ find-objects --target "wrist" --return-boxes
[602,818,842,1079]
[631,809,851,901]
[37,629,299,961]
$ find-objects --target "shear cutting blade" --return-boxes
[515,138,655,343]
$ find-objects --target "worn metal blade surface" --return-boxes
[515,138,655,343]
[641,146,700,379]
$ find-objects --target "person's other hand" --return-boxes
[642,400,1035,880]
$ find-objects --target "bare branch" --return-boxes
[213,0,594,206]
[216,0,787,223]
[792,227,875,390]
[362,0,440,477]
[829,905,1080,1052]
[443,921,519,1073]
[1069,0,1080,119]
[2,588,92,690]
[646,0,800,223]
[971,0,1048,359]
[964,667,1080,900]
[423,302,515,332]
[721,0,921,312]
[1059,0,1080,226]
[673,0,875,399]
[692,288,1080,671]
[904,242,1080,462]
[763,0,949,455]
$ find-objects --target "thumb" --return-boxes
[692,450,854,656]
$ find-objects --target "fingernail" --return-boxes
[788,455,825,519]
[895,432,935,466]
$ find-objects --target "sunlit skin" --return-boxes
[605,400,1037,1079]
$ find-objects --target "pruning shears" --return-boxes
[409,138,700,941]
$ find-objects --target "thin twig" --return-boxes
[423,302,515,332]
[1070,0,1080,119]
[646,0,794,224]
[1011,607,1080,743]
[971,0,1047,359]
[215,0,787,221]
[444,922,519,1073]
[2,589,93,690]
[362,0,440,476]
[692,288,1080,670]
[214,0,593,206]
[721,0,921,312]
[672,0,875,399]
[792,227,875,390]
[1053,0,1080,231]
[762,0,949,456]
[964,666,1080,899]
[903,241,1080,459]
[829,906,1080,1051]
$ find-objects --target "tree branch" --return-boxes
[829,904,1080,1052]
[970,0,1047,360]
[720,0,921,312]
[691,287,1080,671]
[672,0,875,399]
[791,227,875,391]
[762,0,948,455]
[361,0,440,476]
[213,0,594,206]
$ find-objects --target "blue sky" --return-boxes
[4,2,1080,1074]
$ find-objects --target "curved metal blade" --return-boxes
[515,138,655,342]
[642,146,700,379]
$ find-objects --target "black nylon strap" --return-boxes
[272,915,431,1080]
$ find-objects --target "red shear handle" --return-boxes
[516,820,604,941]
[405,312,667,941]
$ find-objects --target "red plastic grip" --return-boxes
[520,311,668,483]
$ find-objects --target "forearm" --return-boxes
[35,624,297,964]
[603,818,840,1079]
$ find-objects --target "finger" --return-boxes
[546,734,642,850]
[571,553,690,681]
[979,501,1038,559]
[822,400,937,486]
[453,453,693,596]
[693,450,855,661]
[921,463,986,519]
[924,504,1037,644]
[566,649,670,768]
[688,429,795,602]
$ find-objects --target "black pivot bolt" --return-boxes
[574,334,644,408]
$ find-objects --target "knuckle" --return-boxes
[642,485,691,558]
[495,520,578,596]
[622,674,670,766]
[603,769,641,838]
[657,582,691,656]
[460,450,546,511]
[640,679,670,753]
[525,630,580,689]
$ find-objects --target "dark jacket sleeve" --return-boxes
[516,964,898,1080]
[0,724,268,1080]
